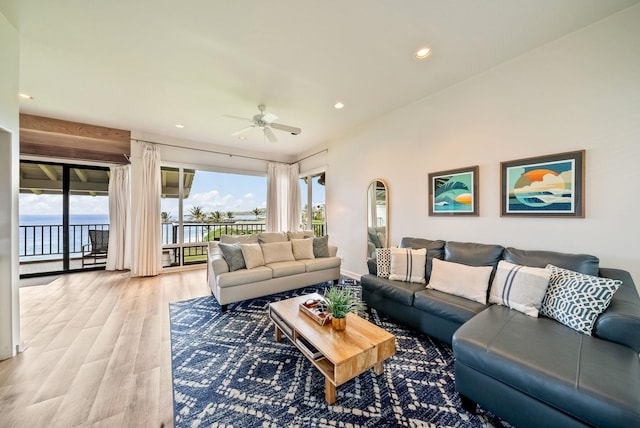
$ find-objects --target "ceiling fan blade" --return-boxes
[270,122,302,135]
[231,125,255,136]
[223,114,252,122]
[264,127,277,143]
[262,112,278,123]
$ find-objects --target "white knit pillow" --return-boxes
[388,247,427,284]
[291,238,315,260]
[260,241,295,264]
[240,243,265,269]
[427,258,493,304]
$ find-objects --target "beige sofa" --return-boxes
[207,231,341,310]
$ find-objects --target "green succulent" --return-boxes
[321,286,364,319]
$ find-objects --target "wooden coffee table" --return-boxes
[268,293,396,404]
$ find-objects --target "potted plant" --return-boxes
[321,286,364,330]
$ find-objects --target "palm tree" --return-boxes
[189,206,207,223]
[161,211,173,223]
[226,211,235,222]
[252,208,262,220]
[209,211,223,223]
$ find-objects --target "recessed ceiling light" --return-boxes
[334,102,344,109]
[415,47,432,59]
[175,124,184,128]
[238,136,246,140]
[18,93,33,100]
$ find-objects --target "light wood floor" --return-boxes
[0,268,210,428]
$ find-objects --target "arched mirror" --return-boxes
[367,179,389,258]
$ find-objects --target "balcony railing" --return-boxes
[20,221,327,270]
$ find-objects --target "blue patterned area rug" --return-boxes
[170,283,508,427]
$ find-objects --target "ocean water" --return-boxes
[20,214,110,259]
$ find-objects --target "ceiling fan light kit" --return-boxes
[228,104,301,142]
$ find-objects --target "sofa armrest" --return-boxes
[593,268,640,352]
[328,244,338,257]
[367,258,377,275]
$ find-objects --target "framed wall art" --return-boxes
[428,165,479,216]
[500,150,585,217]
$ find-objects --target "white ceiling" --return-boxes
[2,0,638,159]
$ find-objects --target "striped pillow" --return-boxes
[489,260,552,317]
[389,247,427,284]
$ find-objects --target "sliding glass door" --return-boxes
[19,160,110,277]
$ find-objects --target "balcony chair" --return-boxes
[82,229,109,267]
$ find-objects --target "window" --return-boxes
[160,166,267,267]
[300,171,326,236]
[19,160,110,277]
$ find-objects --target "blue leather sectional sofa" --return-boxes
[360,237,640,427]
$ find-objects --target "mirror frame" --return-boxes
[367,179,389,258]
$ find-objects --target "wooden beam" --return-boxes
[20,114,131,164]
[38,164,58,181]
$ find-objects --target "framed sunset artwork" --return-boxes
[500,150,585,217]
[428,166,479,216]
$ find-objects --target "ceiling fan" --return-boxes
[227,104,302,142]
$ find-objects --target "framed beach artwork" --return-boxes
[500,150,585,217]
[428,166,479,216]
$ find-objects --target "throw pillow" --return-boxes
[291,238,315,260]
[368,231,383,248]
[218,242,246,272]
[240,243,265,269]
[313,235,330,258]
[540,264,622,335]
[389,247,427,284]
[489,260,552,317]
[220,234,259,244]
[376,248,392,279]
[287,230,315,240]
[427,258,493,304]
[260,241,295,264]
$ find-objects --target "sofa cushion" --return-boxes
[414,289,488,325]
[444,241,504,268]
[258,232,288,243]
[303,256,341,273]
[399,237,445,281]
[541,264,622,335]
[216,266,273,288]
[240,243,265,269]
[287,230,314,240]
[291,238,315,260]
[312,235,330,258]
[389,247,427,283]
[376,248,392,278]
[428,258,493,304]
[267,261,306,278]
[453,305,640,427]
[220,234,259,244]
[489,260,552,317]
[218,242,246,271]
[360,275,426,306]
[260,241,295,264]
[503,247,599,276]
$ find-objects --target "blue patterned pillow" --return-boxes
[540,264,621,335]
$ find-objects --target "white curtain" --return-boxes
[131,143,162,277]
[106,164,131,270]
[266,162,301,232]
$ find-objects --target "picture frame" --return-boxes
[428,165,479,216]
[500,150,585,217]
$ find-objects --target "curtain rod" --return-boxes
[131,138,327,165]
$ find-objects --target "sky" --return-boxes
[20,169,325,218]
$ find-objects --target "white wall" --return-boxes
[327,5,640,289]
[0,11,21,359]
